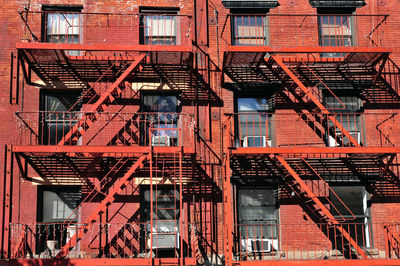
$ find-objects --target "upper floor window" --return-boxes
[232,14,268,46]
[42,6,82,44]
[323,87,363,146]
[140,92,181,146]
[318,11,355,57]
[40,90,82,145]
[236,95,274,147]
[140,7,179,45]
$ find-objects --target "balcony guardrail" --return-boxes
[10,222,194,259]
[221,14,388,48]
[225,112,400,148]
[234,222,392,261]
[18,11,193,46]
[15,111,195,147]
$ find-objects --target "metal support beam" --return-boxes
[223,118,233,266]
[1,145,13,259]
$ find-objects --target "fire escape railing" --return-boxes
[18,11,193,46]
[221,14,388,48]
[225,112,400,148]
[14,111,195,147]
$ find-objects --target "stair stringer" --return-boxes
[56,153,151,258]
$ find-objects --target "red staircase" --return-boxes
[58,54,146,145]
[385,224,400,258]
[273,155,369,259]
[56,153,150,258]
[269,55,360,147]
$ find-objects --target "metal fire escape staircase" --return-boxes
[272,155,368,259]
[58,54,147,145]
[268,55,360,147]
[264,55,369,258]
[56,153,150,258]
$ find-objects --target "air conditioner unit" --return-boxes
[241,238,278,253]
[328,131,361,147]
[151,135,171,146]
[146,223,180,249]
[242,136,272,147]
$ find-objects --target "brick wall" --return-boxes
[1,0,400,261]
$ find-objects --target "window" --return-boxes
[141,186,180,250]
[232,14,268,45]
[140,8,179,45]
[140,93,181,146]
[237,188,279,252]
[318,14,354,57]
[236,96,274,147]
[42,5,82,55]
[40,90,82,145]
[36,187,81,255]
[330,186,372,248]
[323,88,363,146]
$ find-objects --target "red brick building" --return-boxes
[1,0,400,265]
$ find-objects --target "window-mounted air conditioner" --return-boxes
[328,131,361,147]
[241,238,278,253]
[146,223,180,249]
[242,136,272,147]
[151,135,172,147]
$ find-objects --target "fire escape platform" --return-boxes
[12,146,196,185]
[223,49,390,86]
[18,43,220,106]
[230,148,399,195]
[2,258,197,266]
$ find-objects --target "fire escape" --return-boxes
[222,13,400,265]
[5,10,222,265]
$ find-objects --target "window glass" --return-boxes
[237,97,273,147]
[237,188,278,243]
[41,91,81,145]
[140,94,180,145]
[323,90,363,146]
[318,15,353,57]
[232,15,268,46]
[46,11,81,56]
[143,15,177,45]
[46,13,80,44]
[330,186,371,247]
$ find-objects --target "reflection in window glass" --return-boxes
[237,97,273,147]
[41,91,81,145]
[237,188,279,252]
[141,94,180,145]
[330,186,371,247]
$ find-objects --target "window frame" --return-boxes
[322,87,365,147]
[139,7,180,45]
[317,10,358,58]
[329,185,373,248]
[231,13,269,46]
[39,90,82,145]
[234,91,275,147]
[139,91,182,146]
[41,5,83,44]
[236,186,280,253]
